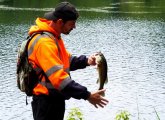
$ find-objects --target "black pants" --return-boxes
[31,93,65,120]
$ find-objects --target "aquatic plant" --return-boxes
[67,107,84,120]
[115,110,130,120]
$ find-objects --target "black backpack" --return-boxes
[17,33,43,97]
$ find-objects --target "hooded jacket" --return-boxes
[28,18,90,100]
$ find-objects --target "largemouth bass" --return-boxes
[95,52,108,96]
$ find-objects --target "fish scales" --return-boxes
[95,52,108,94]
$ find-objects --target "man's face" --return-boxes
[61,20,76,34]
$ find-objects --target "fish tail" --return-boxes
[98,88,105,96]
[105,77,108,84]
[101,92,105,96]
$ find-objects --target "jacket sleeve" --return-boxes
[70,55,89,71]
[36,40,90,99]
[61,80,91,100]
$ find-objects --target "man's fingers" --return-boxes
[97,100,108,108]
[94,104,98,108]
[101,97,109,103]
[101,100,109,106]
[97,103,104,108]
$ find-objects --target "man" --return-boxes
[28,2,109,120]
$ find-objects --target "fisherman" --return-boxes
[28,2,109,120]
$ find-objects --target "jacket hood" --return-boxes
[28,18,59,36]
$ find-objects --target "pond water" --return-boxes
[0,0,165,120]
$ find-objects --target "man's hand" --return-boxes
[87,53,97,66]
[87,89,109,108]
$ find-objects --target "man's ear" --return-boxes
[57,19,64,25]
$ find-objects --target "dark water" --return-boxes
[0,0,165,120]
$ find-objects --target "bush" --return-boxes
[115,110,130,120]
[67,107,84,120]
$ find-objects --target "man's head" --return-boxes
[44,2,79,35]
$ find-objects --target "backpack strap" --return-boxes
[42,32,61,60]
[17,32,43,74]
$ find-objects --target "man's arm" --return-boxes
[61,80,90,100]
[61,81,109,108]
[70,55,89,71]
[70,54,96,71]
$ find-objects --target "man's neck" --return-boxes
[49,21,61,37]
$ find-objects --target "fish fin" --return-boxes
[99,89,105,96]
[96,78,99,84]
[102,92,105,96]
[105,77,108,84]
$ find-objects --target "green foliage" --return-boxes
[66,108,160,120]
[115,110,130,120]
[67,107,84,120]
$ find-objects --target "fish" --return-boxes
[94,52,108,96]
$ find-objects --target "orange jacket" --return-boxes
[28,18,72,95]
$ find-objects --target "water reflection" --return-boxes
[0,0,165,24]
